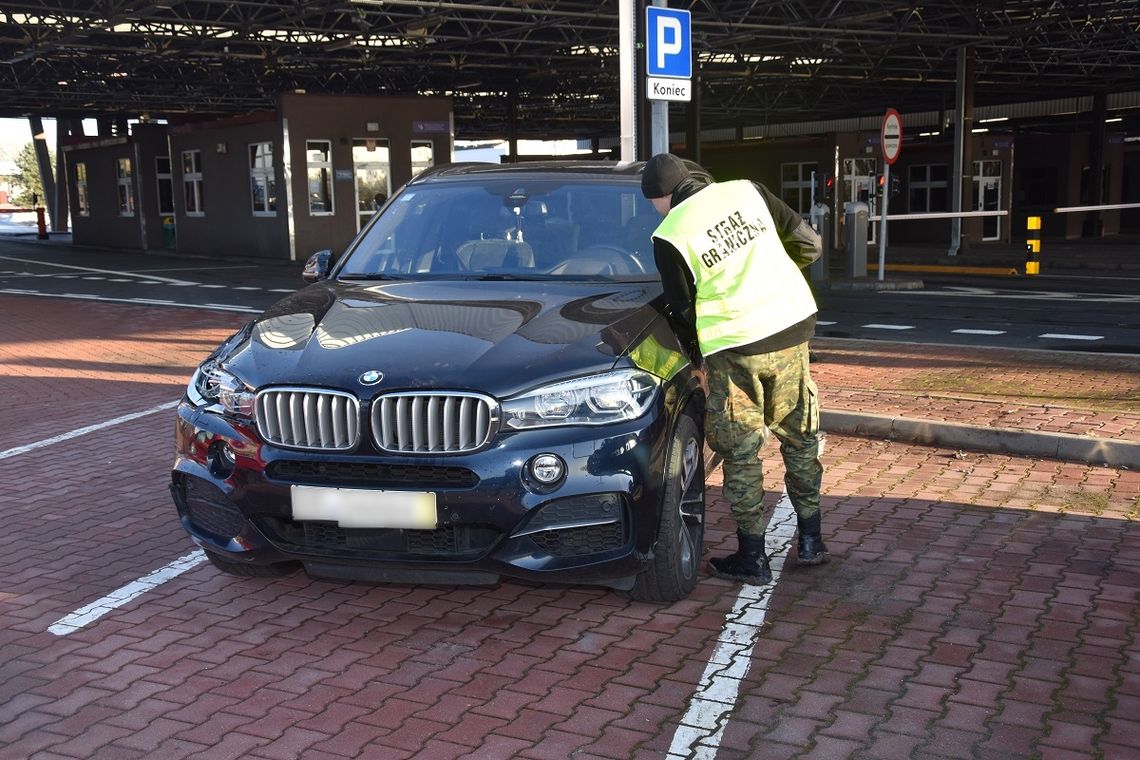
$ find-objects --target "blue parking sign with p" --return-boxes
[646,7,692,79]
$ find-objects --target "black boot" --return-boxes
[796,513,829,566]
[709,529,772,584]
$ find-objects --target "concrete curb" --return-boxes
[813,277,925,291]
[822,410,1140,469]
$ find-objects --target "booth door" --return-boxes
[352,139,391,232]
[974,160,1002,241]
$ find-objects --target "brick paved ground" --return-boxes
[1,293,1138,759]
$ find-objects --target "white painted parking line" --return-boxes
[816,320,837,326]
[862,323,915,330]
[0,400,178,460]
[202,302,262,312]
[268,288,295,293]
[952,328,1006,335]
[48,551,207,636]
[0,255,196,285]
[132,298,177,305]
[1039,332,1104,341]
[138,265,261,273]
[668,492,797,759]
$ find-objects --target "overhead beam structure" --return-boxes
[0,1,1138,141]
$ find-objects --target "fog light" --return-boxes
[207,440,236,478]
[529,453,565,485]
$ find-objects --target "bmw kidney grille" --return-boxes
[372,392,497,454]
[256,388,360,450]
[255,388,497,454]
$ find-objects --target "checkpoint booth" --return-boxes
[64,93,454,260]
[62,123,171,251]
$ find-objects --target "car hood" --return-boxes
[223,279,666,397]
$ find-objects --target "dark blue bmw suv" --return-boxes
[171,161,706,601]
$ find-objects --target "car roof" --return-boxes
[408,158,715,189]
[409,160,647,186]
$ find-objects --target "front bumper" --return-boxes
[171,398,672,589]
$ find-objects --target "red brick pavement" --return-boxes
[1,293,1138,760]
[0,296,249,453]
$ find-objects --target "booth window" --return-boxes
[116,158,135,216]
[306,140,334,215]
[908,164,948,213]
[155,155,174,215]
[411,140,434,178]
[74,163,89,217]
[780,162,819,217]
[183,150,204,216]
[249,142,276,216]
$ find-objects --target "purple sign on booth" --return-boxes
[413,121,450,134]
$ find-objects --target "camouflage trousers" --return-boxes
[704,341,823,536]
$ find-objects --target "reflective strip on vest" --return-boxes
[652,180,817,356]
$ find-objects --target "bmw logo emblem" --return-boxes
[359,370,384,386]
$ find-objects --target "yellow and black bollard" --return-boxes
[1025,216,1041,275]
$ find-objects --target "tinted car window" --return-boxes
[339,179,662,280]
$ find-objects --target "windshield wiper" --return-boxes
[338,273,403,281]
[463,273,555,281]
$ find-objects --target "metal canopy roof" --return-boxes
[1,1,1138,141]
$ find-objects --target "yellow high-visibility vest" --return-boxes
[652,180,817,356]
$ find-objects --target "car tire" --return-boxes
[630,409,705,602]
[204,550,295,578]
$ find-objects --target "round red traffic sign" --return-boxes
[881,109,903,164]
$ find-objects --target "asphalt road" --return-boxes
[816,272,1140,354]
[3,238,1140,355]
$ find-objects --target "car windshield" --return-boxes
[338,177,663,281]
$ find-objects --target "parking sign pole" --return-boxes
[619,0,636,162]
[649,0,668,155]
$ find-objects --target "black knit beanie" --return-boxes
[641,153,690,198]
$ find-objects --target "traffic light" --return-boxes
[877,174,902,198]
[814,174,835,205]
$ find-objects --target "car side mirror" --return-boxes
[302,249,333,283]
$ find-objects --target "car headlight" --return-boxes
[186,359,256,417]
[501,369,660,430]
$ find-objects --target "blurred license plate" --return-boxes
[291,485,437,529]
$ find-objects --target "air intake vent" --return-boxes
[256,388,360,450]
[371,392,498,454]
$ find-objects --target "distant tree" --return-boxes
[13,141,54,207]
